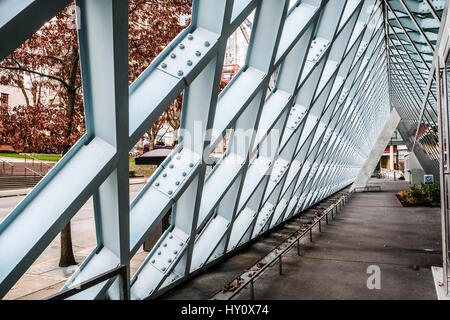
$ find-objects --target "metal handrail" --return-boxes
[46,265,129,300]
[24,153,53,172]
[24,166,43,177]
[225,192,352,300]
[0,158,15,175]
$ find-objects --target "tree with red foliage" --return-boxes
[0,1,193,267]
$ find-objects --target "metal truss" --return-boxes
[429,0,450,296]
[0,0,392,300]
[384,0,446,174]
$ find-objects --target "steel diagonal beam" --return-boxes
[65,0,253,300]
[213,0,291,260]
[385,0,431,71]
[386,19,433,90]
[130,0,236,299]
[398,0,435,51]
[0,0,73,61]
[127,1,328,258]
[244,0,378,236]
[193,11,321,266]
[0,0,406,301]
[194,1,328,255]
[289,34,387,216]
[130,0,291,300]
[298,38,388,208]
[298,23,386,188]
[233,0,351,247]
[424,0,442,22]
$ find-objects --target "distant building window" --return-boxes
[0,93,8,110]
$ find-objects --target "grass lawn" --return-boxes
[129,158,157,178]
[0,152,62,162]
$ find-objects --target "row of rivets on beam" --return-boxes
[418,0,445,13]
[150,232,186,273]
[270,159,290,183]
[286,105,307,130]
[256,203,275,227]
[307,37,330,63]
[157,30,216,79]
[153,148,201,198]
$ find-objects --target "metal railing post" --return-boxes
[279,256,282,275]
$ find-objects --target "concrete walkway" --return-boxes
[1,183,148,300]
[1,179,441,300]
[233,179,441,300]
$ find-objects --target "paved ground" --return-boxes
[1,179,442,300]
[162,189,349,300]
[231,179,441,300]
[0,183,148,300]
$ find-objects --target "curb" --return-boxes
[0,188,32,198]
[0,179,146,198]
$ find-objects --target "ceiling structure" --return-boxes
[0,0,447,300]
[385,0,445,175]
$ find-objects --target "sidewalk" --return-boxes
[231,179,441,299]
[0,178,146,198]
[1,182,146,300]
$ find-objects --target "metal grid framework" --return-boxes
[384,0,446,174]
[427,1,450,296]
[0,0,394,300]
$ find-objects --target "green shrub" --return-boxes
[421,182,440,202]
[407,184,423,201]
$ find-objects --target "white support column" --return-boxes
[351,108,401,191]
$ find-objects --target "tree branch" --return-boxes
[0,65,70,88]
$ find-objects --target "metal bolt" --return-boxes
[168,190,173,195]
[182,172,187,177]
[176,181,180,186]
[180,242,183,246]
[189,163,194,167]
[152,259,155,264]
[163,173,167,178]
[177,70,184,76]
[195,51,201,57]
[161,63,167,69]
[157,251,161,255]
[155,182,160,187]
[169,164,174,169]
[179,44,185,49]
[163,243,167,247]
[204,41,210,47]
[174,250,178,254]
[188,34,193,40]
[187,60,193,66]
[168,259,172,263]
[170,53,176,59]
[162,267,166,271]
